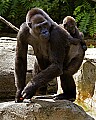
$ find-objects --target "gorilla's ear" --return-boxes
[28,22,32,28]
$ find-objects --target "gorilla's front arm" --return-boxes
[15,23,29,101]
[22,63,63,99]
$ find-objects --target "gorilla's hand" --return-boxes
[15,90,24,103]
[21,81,36,99]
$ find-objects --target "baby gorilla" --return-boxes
[62,16,87,51]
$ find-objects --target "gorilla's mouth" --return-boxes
[40,33,50,41]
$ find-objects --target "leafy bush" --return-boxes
[74,0,96,37]
[0,0,96,37]
[0,0,74,32]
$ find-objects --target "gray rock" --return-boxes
[0,99,94,120]
[74,60,96,100]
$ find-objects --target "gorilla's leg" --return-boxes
[54,74,76,102]
[64,55,84,75]
[61,74,76,101]
[54,56,83,101]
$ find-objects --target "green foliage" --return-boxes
[79,13,90,33]
[88,11,96,37]
[73,0,96,37]
[89,44,95,48]
[0,0,74,33]
[0,0,96,37]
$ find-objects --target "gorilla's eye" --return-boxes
[34,25,41,34]
[44,22,48,26]
[37,26,42,32]
[43,22,50,29]
[70,26,75,30]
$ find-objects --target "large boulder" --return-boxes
[74,60,96,100]
[73,48,96,117]
[0,99,94,120]
[73,48,96,101]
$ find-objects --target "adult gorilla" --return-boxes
[15,8,82,102]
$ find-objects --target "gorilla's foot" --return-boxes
[53,93,76,102]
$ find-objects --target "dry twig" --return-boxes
[0,16,19,32]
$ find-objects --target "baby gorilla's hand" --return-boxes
[82,45,87,51]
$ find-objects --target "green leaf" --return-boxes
[79,13,90,33]
[88,13,96,37]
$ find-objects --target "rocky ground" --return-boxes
[0,99,95,120]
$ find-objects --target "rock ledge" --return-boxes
[0,99,94,120]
